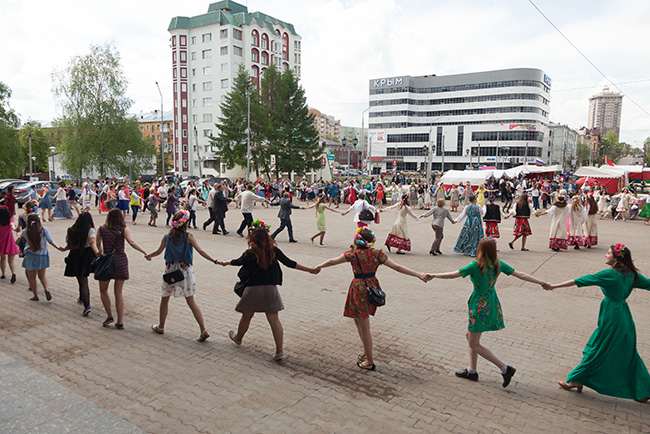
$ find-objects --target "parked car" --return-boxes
[207,177,232,188]
[0,179,27,194]
[14,181,82,205]
[139,174,157,184]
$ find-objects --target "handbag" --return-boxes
[92,228,123,281]
[163,235,187,284]
[353,251,386,307]
[234,259,258,297]
[359,208,374,222]
[374,211,380,224]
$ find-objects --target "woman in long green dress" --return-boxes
[453,195,484,257]
[547,243,650,402]
[429,237,548,387]
[306,193,341,246]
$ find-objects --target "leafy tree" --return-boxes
[577,142,591,166]
[52,43,153,178]
[0,81,22,178]
[19,122,52,175]
[598,130,623,163]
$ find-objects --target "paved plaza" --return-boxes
[1,202,649,433]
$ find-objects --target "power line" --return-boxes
[554,78,650,93]
[528,0,650,118]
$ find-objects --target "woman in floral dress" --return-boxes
[383,196,419,254]
[546,244,650,402]
[453,195,484,257]
[316,228,428,371]
[449,185,460,212]
[428,237,547,387]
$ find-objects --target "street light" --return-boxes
[341,137,358,171]
[28,133,33,178]
[48,146,56,181]
[246,89,251,181]
[155,81,165,177]
[126,150,133,184]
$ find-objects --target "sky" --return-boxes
[2,0,650,147]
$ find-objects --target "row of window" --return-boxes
[173,31,300,50]
[387,133,430,143]
[370,107,548,118]
[383,145,543,158]
[370,93,550,107]
[369,119,544,129]
[370,80,550,95]
[471,131,544,142]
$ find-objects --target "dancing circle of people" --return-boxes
[0,175,649,404]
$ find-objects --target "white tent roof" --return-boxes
[440,170,493,186]
[574,166,626,178]
[600,165,644,174]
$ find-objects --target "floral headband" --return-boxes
[612,243,627,258]
[24,202,38,214]
[248,219,271,232]
[171,210,190,228]
[354,227,376,249]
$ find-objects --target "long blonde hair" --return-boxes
[315,193,326,216]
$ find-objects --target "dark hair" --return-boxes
[66,212,95,250]
[168,211,188,245]
[0,207,10,226]
[246,228,276,270]
[611,245,639,287]
[6,185,14,194]
[104,208,126,229]
[586,195,598,215]
[25,214,43,252]
[476,237,499,276]
[516,193,530,212]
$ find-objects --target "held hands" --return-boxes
[144,252,152,261]
[542,282,553,291]
[417,272,432,283]
[309,266,321,275]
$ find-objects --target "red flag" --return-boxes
[605,156,615,166]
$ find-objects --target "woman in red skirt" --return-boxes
[506,193,532,251]
[483,196,502,247]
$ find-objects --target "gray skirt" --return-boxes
[235,284,284,313]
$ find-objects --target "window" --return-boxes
[183,144,188,153]
[203,97,212,107]
[233,46,242,56]
[202,33,212,43]
[180,51,186,61]
[220,46,228,55]
[203,66,211,75]
[174,83,178,92]
[191,36,196,44]
[251,67,258,77]
[203,129,212,137]
[183,130,187,138]
[192,114,197,122]
[182,114,187,123]
[261,52,269,65]
[194,161,198,168]
[183,160,188,169]
[181,83,187,92]
[191,52,196,60]
[191,99,197,108]
[191,68,196,77]
[146,125,150,131]
[221,79,228,88]
[202,49,211,59]
[220,95,227,103]
[220,29,228,39]
[173,69,177,78]
[261,34,269,49]
[203,82,212,91]
[180,68,186,78]
[251,30,259,46]
[221,63,228,72]
[192,83,196,92]
[233,29,242,40]
[203,114,212,122]
[173,52,177,62]
[181,99,186,107]
[139,125,144,131]
[252,49,259,63]
[180,35,186,46]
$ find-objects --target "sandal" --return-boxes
[151,324,164,335]
[558,380,583,393]
[197,330,210,342]
[30,296,39,301]
[102,317,114,327]
[45,290,52,301]
[273,352,286,361]
[358,353,367,362]
[115,323,124,330]
[357,360,376,371]
[229,330,241,345]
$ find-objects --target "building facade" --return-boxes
[309,108,340,141]
[587,86,623,139]
[137,110,174,153]
[548,122,578,170]
[368,68,551,174]
[168,1,302,177]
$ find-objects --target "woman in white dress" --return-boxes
[568,195,587,249]
[596,186,609,219]
[614,188,631,221]
[384,196,419,254]
[583,194,599,248]
[536,191,570,251]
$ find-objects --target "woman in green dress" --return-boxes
[428,237,548,387]
[306,193,341,246]
[546,243,650,402]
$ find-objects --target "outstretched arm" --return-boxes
[511,270,547,287]
[428,270,461,280]
[187,233,218,263]
[145,237,166,260]
[545,279,576,290]
[316,253,347,269]
[383,258,428,282]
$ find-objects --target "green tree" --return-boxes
[598,130,623,163]
[577,142,591,166]
[52,43,153,178]
[0,81,22,178]
[19,122,52,175]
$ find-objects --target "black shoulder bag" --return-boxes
[163,235,188,284]
[92,228,124,281]
[354,250,386,307]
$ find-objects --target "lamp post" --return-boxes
[28,133,33,178]
[155,82,165,177]
[48,146,56,181]
[193,126,203,178]
[126,150,133,184]
[246,89,251,181]
[361,107,370,173]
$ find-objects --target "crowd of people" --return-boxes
[0,172,649,404]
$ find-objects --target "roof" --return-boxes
[136,110,173,123]
[168,1,298,36]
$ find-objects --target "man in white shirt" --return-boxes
[235,184,268,236]
[157,181,169,212]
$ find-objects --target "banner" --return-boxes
[270,154,276,171]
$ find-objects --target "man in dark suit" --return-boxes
[270,192,303,242]
[213,183,232,235]
[203,183,219,231]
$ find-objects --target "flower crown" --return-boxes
[171,210,190,228]
[354,227,376,249]
[248,219,271,232]
[613,243,627,258]
[24,202,38,214]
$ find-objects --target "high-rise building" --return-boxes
[368,68,551,174]
[168,1,302,177]
[587,86,623,139]
[548,122,578,170]
[308,108,340,140]
[137,110,174,153]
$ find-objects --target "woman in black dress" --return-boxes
[96,209,148,329]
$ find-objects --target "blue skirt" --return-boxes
[22,251,50,270]
[116,199,129,211]
[52,200,73,218]
[39,195,52,209]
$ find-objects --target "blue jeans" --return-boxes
[131,205,139,222]
[189,209,197,228]
[532,196,539,210]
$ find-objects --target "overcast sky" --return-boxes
[2,0,649,146]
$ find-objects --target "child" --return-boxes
[305,193,341,246]
[506,193,532,251]
[22,214,63,301]
[0,206,19,283]
[147,193,161,227]
[146,210,218,341]
[482,196,502,248]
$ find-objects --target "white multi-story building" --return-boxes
[368,68,551,174]
[548,122,578,171]
[587,86,623,139]
[168,1,302,177]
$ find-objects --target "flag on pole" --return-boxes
[535,158,544,166]
[605,156,615,166]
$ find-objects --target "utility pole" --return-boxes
[246,90,251,180]
[427,126,433,182]
[28,133,33,178]
[441,135,445,173]
[155,82,165,177]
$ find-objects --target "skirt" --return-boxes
[52,200,73,218]
[22,251,50,270]
[513,217,532,236]
[39,196,52,209]
[116,199,129,211]
[235,284,284,313]
[64,247,95,277]
[161,262,197,298]
[148,204,158,218]
[485,221,500,238]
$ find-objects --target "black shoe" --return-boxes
[222,230,229,235]
[289,239,298,243]
[502,365,516,388]
[386,245,391,252]
[202,223,207,231]
[429,251,438,256]
[357,360,376,371]
[436,250,442,255]
[237,232,244,238]
[574,245,580,250]
[455,368,478,381]
[212,231,221,235]
[10,273,16,284]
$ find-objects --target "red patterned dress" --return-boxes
[384,203,419,251]
[343,247,388,318]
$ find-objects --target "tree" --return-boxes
[0,81,22,178]
[52,43,153,178]
[598,130,623,163]
[577,142,591,166]
[19,122,52,175]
